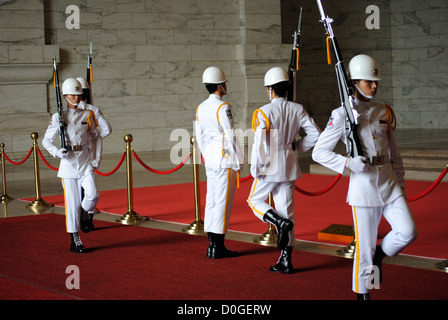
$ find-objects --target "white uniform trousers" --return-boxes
[204,167,237,234]
[62,172,100,233]
[247,179,295,246]
[351,195,417,294]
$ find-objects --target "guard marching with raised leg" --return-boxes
[247,67,321,273]
[312,54,418,299]
[43,78,100,253]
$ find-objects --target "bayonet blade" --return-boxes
[297,7,302,35]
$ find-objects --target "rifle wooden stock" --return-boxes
[287,7,302,102]
[53,55,68,152]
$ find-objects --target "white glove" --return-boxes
[56,148,69,159]
[91,159,100,169]
[346,156,368,173]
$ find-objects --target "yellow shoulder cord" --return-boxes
[251,109,270,133]
[326,35,332,65]
[195,104,200,122]
[385,104,397,133]
[87,110,97,131]
[216,103,231,159]
[296,48,300,70]
[237,171,240,189]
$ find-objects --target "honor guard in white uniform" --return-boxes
[247,67,321,273]
[77,77,112,229]
[42,78,100,253]
[312,55,417,299]
[195,66,244,259]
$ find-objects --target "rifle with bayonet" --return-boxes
[316,0,363,157]
[287,6,302,102]
[85,38,93,104]
[52,52,68,153]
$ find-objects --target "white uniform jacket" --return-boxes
[78,101,112,140]
[42,108,97,179]
[195,94,243,171]
[251,97,321,182]
[312,98,405,206]
[79,101,112,167]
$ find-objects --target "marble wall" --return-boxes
[0,0,447,159]
[390,0,448,129]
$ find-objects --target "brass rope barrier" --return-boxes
[253,193,278,246]
[435,259,448,273]
[0,143,10,202]
[115,134,148,225]
[182,136,205,235]
[27,132,54,210]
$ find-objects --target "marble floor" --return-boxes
[1,129,448,273]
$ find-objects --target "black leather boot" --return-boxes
[373,244,386,283]
[357,293,371,300]
[206,232,216,258]
[269,246,294,274]
[206,233,238,259]
[70,233,88,253]
[80,208,91,233]
[263,210,294,249]
[88,213,95,231]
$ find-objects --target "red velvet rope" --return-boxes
[407,167,447,202]
[295,173,342,196]
[4,142,446,202]
[94,152,126,176]
[37,147,58,171]
[133,151,190,174]
[36,148,126,176]
[3,148,33,166]
[239,174,253,182]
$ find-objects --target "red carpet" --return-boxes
[23,174,448,260]
[0,214,447,301]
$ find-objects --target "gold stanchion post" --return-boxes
[27,132,53,209]
[182,136,205,235]
[435,259,448,273]
[116,134,148,225]
[336,236,356,259]
[1,143,11,202]
[253,193,278,246]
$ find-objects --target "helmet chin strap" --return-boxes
[219,84,227,95]
[354,83,374,100]
[64,96,78,107]
[269,88,273,101]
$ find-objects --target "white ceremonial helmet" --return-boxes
[202,66,227,84]
[62,78,83,95]
[264,67,289,87]
[348,54,382,81]
[76,77,90,90]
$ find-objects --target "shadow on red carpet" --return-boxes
[21,174,448,260]
[0,214,447,300]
